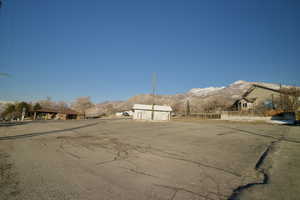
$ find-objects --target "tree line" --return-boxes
[0,97,94,121]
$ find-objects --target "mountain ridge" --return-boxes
[86,80,286,116]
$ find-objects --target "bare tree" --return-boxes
[0,104,5,117]
[56,101,69,112]
[171,102,184,114]
[103,104,116,115]
[279,87,300,112]
[255,87,300,115]
[38,97,56,109]
[71,97,94,114]
[201,97,230,113]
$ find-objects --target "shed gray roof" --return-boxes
[133,104,172,112]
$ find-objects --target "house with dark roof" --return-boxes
[232,84,281,111]
[30,108,83,120]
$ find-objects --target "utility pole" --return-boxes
[185,99,190,117]
[271,94,274,109]
[279,83,282,110]
[152,72,156,104]
[151,73,156,120]
[21,107,26,121]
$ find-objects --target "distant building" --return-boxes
[232,97,256,111]
[232,84,281,111]
[132,104,172,121]
[30,108,83,120]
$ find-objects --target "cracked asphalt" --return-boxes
[0,119,299,200]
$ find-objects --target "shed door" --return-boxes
[137,112,143,119]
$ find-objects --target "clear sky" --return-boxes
[0,0,299,103]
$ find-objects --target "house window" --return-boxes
[243,103,247,108]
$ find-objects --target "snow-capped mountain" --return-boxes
[187,80,282,99]
[188,87,225,97]
[86,80,289,116]
[188,80,251,98]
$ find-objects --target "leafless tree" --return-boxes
[55,101,69,112]
[171,102,184,114]
[0,103,6,118]
[279,87,300,112]
[202,99,228,113]
[38,97,56,109]
[71,97,94,114]
[103,104,116,115]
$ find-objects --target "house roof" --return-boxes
[232,84,280,106]
[232,83,300,108]
[232,97,256,106]
[243,97,256,103]
[59,108,79,115]
[242,84,281,98]
[31,108,79,115]
[31,108,58,113]
[133,104,172,112]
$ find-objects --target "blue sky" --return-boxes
[0,0,299,103]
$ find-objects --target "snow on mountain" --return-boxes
[188,87,225,97]
[228,80,252,90]
[187,80,281,99]
[230,80,247,85]
[230,80,281,90]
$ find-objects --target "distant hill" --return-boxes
[85,80,287,117]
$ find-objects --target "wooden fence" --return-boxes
[186,113,221,119]
[222,111,267,116]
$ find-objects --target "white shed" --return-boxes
[132,104,172,121]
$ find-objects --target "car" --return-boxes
[122,112,130,116]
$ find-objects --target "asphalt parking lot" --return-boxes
[0,119,299,200]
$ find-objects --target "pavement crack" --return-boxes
[120,167,160,179]
[95,159,117,166]
[170,190,177,200]
[65,151,81,159]
[150,152,241,177]
[227,128,289,200]
[58,140,81,159]
[154,184,215,200]
[219,126,300,144]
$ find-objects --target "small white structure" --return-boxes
[132,104,172,121]
[115,112,123,117]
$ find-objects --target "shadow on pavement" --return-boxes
[0,122,98,141]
